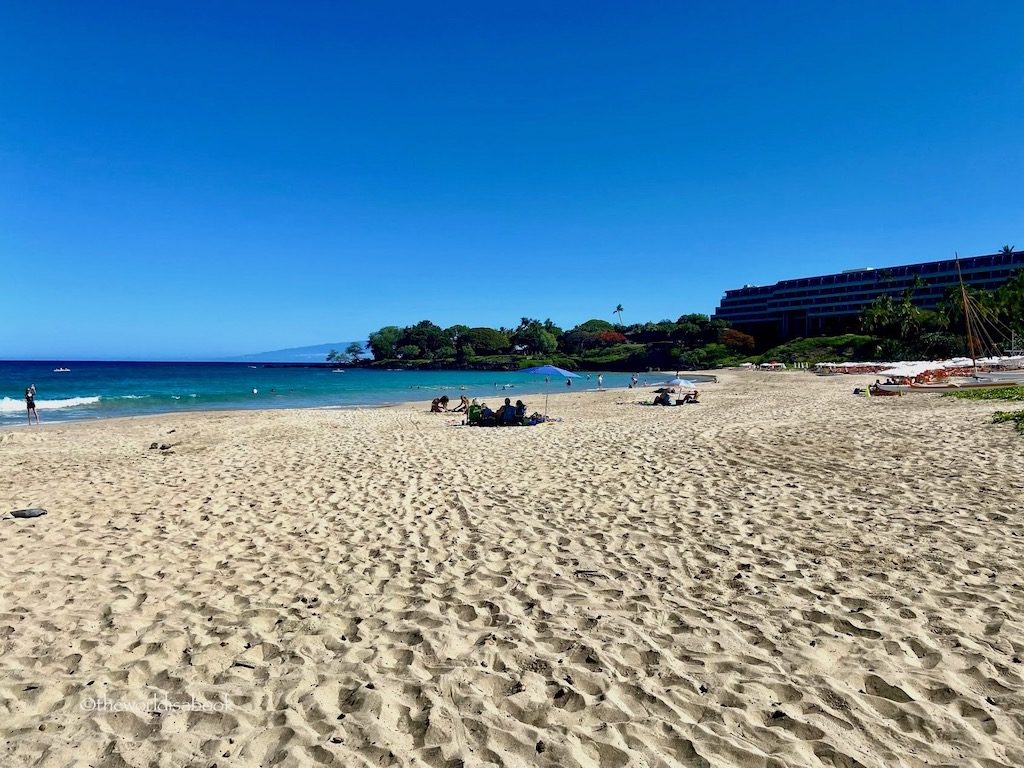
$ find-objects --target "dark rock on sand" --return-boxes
[11,508,47,519]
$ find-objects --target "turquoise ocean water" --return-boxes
[0,362,710,426]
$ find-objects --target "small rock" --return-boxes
[11,508,47,519]
[149,442,159,450]
[536,740,546,754]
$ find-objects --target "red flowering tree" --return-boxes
[595,330,628,346]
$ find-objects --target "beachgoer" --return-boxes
[430,398,443,413]
[597,374,604,389]
[439,395,450,411]
[453,395,470,413]
[493,397,513,425]
[26,385,39,424]
[514,400,526,419]
[566,378,572,387]
[653,391,672,406]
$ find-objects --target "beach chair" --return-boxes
[501,406,518,426]
[467,404,482,425]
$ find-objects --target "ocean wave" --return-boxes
[0,395,102,413]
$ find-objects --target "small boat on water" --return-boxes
[53,367,71,373]
[332,369,345,373]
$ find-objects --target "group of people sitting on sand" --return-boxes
[652,389,700,406]
[431,395,541,426]
[468,397,531,426]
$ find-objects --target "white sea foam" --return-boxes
[0,396,101,413]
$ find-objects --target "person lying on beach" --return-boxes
[680,390,700,404]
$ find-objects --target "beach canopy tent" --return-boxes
[521,364,580,416]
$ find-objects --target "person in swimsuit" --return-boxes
[26,384,40,424]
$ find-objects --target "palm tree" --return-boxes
[613,304,624,326]
[325,349,340,363]
[1001,244,1015,256]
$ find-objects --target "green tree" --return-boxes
[325,349,340,363]
[574,319,615,333]
[445,325,471,345]
[511,318,558,354]
[397,321,448,358]
[461,327,511,355]
[396,344,421,360]
[613,304,624,326]
[367,326,403,360]
[345,341,364,362]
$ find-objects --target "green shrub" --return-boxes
[945,386,1024,402]
[754,334,875,365]
[992,410,1024,434]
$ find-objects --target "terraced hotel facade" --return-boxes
[713,251,1024,342]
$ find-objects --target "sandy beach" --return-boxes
[1,372,1022,768]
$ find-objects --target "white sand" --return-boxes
[1,372,1022,768]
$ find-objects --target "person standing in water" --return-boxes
[597,374,604,389]
[25,384,40,424]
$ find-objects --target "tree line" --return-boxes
[355,311,757,371]
[334,246,1023,369]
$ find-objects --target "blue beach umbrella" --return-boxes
[521,364,580,416]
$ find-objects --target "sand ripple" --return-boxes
[1,374,1022,767]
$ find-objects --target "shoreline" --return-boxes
[0,370,718,430]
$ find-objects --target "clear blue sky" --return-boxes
[2,1,1021,360]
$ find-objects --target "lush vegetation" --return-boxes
[857,253,1023,361]
[357,313,754,371]
[338,249,1022,371]
[945,386,1024,402]
[992,410,1024,435]
[751,335,876,365]
[946,386,1024,436]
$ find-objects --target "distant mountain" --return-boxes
[225,341,366,363]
